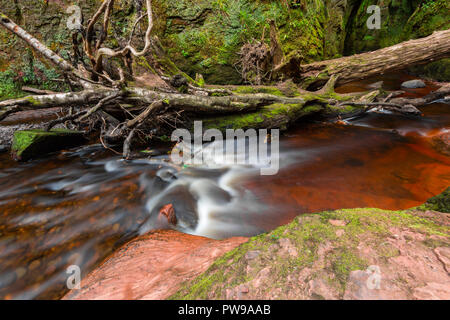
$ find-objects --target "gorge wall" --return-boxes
[0,0,449,99]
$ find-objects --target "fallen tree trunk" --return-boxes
[1,4,446,159]
[0,13,74,73]
[390,83,450,106]
[0,12,97,89]
[275,29,450,89]
[0,88,306,114]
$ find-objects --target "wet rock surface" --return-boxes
[172,204,450,300]
[432,131,450,156]
[63,230,247,300]
[401,80,426,89]
[11,129,87,161]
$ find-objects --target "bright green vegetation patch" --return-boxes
[171,203,449,299]
[11,129,86,161]
[0,62,67,100]
[201,102,312,131]
[157,0,328,84]
[409,58,450,82]
[419,187,450,213]
[232,86,284,96]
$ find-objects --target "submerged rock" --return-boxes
[432,131,450,156]
[158,204,177,225]
[401,104,422,115]
[401,80,426,89]
[11,129,86,161]
[368,81,383,89]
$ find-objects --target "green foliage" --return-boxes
[171,205,449,299]
[345,0,449,53]
[158,0,326,84]
[0,61,66,100]
[0,68,21,100]
[419,187,450,213]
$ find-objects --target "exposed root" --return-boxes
[123,128,137,159]
[237,41,271,85]
[77,91,124,122]
[45,110,86,132]
[1,1,447,160]
[126,100,164,128]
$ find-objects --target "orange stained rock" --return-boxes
[158,204,177,225]
[63,230,248,300]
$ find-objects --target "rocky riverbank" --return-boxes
[63,230,247,300]
[63,188,450,300]
[172,189,450,300]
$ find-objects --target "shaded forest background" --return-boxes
[0,0,448,100]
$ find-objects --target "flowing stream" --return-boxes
[0,73,449,299]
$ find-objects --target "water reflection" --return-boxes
[0,75,449,299]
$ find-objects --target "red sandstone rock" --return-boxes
[158,204,177,225]
[432,131,450,156]
[329,219,347,227]
[434,247,450,274]
[63,230,247,300]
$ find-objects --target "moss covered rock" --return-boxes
[154,0,333,84]
[171,188,450,300]
[1,0,448,91]
[11,129,86,161]
[420,187,450,213]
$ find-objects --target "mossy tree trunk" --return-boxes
[275,29,450,89]
[1,4,448,159]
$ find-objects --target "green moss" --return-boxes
[201,102,310,131]
[11,129,86,161]
[171,204,449,299]
[155,0,329,84]
[303,104,323,113]
[233,86,284,96]
[419,187,450,213]
[331,247,368,285]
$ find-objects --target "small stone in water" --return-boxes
[401,79,426,89]
[159,204,177,225]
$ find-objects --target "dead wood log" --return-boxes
[21,87,58,95]
[0,90,115,110]
[0,13,101,89]
[275,29,450,89]
[1,1,446,160]
[390,83,450,107]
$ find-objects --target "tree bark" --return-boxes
[275,29,450,89]
[1,4,447,158]
[0,13,74,73]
